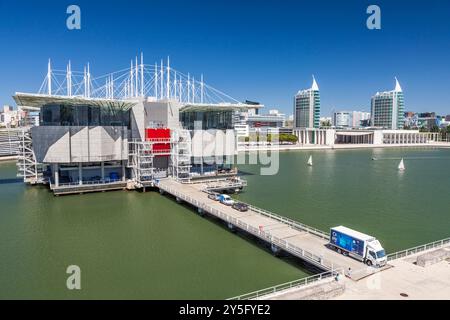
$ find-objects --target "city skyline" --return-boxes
[1,0,450,116]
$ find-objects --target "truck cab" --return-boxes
[365,239,387,267]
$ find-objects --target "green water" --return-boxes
[236,148,450,253]
[1,147,449,299]
[0,162,306,300]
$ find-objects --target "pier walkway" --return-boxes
[230,237,450,300]
[156,178,388,281]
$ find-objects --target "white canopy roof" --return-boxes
[13,93,138,111]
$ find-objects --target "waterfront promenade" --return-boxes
[249,240,450,300]
[238,142,450,153]
[335,245,450,300]
[157,178,388,281]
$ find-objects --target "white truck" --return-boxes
[329,226,387,267]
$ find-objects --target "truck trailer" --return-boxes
[329,226,387,267]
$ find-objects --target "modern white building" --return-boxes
[333,111,352,127]
[235,108,286,138]
[14,56,260,194]
[292,76,323,144]
[333,110,371,128]
[371,78,404,130]
[234,123,249,139]
[294,76,320,129]
[0,105,20,128]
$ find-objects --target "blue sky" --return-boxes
[1,0,450,116]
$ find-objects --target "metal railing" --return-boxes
[227,269,343,300]
[55,178,124,188]
[387,237,450,261]
[156,182,341,272]
[245,205,330,240]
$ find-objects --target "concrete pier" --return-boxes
[156,178,387,280]
[232,239,450,300]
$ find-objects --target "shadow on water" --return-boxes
[0,178,23,185]
[237,170,256,177]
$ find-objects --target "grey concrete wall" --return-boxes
[32,126,128,164]
[129,99,182,140]
[32,126,71,163]
[144,100,181,130]
[131,99,145,140]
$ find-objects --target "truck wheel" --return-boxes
[366,260,373,266]
[337,249,342,254]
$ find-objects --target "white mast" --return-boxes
[110,75,114,99]
[154,62,158,99]
[187,73,190,103]
[47,59,52,95]
[106,76,114,99]
[83,66,87,98]
[135,56,138,97]
[140,53,144,97]
[179,75,182,102]
[166,56,170,99]
[174,71,177,101]
[106,77,110,99]
[87,63,91,98]
[130,60,134,98]
[160,60,164,100]
[200,74,204,104]
[192,76,195,103]
[66,61,72,96]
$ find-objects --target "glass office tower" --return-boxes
[371,78,404,130]
[294,76,321,129]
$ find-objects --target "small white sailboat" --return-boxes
[398,158,405,171]
[307,156,313,167]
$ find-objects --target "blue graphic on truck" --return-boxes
[330,230,365,257]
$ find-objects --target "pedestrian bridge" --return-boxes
[156,178,390,281]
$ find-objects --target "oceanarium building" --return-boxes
[14,57,261,195]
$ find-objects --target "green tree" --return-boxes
[430,125,440,133]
